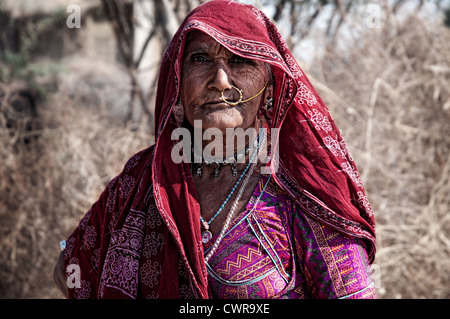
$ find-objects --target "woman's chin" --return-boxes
[197,112,244,133]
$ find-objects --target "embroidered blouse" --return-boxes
[203,174,377,299]
[62,150,376,299]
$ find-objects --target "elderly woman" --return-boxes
[54,0,376,299]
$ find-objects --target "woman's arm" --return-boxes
[292,208,377,299]
[53,251,69,298]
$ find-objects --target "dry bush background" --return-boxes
[0,1,449,299]
[0,83,152,298]
[314,13,450,298]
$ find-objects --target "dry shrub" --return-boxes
[314,14,450,298]
[0,82,153,298]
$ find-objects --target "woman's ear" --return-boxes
[172,98,185,127]
[263,83,273,102]
[262,82,274,110]
[263,63,274,104]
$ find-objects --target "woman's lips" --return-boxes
[203,99,239,108]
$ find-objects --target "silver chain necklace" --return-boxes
[203,130,267,263]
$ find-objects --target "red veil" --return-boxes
[152,0,375,298]
[65,0,375,299]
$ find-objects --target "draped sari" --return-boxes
[62,0,376,299]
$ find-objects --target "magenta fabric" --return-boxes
[62,0,376,299]
[204,175,376,299]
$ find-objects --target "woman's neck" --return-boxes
[192,118,261,161]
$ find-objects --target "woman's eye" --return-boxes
[192,55,209,63]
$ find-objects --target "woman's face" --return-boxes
[180,31,271,133]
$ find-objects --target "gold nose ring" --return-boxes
[220,81,268,106]
[220,86,243,106]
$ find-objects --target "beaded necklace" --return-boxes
[204,174,272,264]
[199,141,259,243]
[192,135,259,179]
[201,129,266,261]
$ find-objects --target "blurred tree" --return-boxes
[270,0,361,40]
[100,0,206,131]
[445,6,450,28]
[0,7,66,85]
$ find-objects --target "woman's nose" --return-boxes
[208,67,232,92]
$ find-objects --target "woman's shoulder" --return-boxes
[104,144,155,194]
[121,144,156,176]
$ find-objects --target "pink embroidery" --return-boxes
[91,248,101,271]
[324,136,354,161]
[146,204,162,229]
[252,7,265,24]
[143,232,164,258]
[338,138,354,162]
[342,162,363,187]
[82,225,97,250]
[357,191,374,218]
[285,54,304,78]
[146,291,159,299]
[308,109,332,132]
[140,260,161,288]
[64,237,76,260]
[124,153,140,172]
[296,82,317,106]
[73,280,91,299]
[99,210,147,298]
[119,175,135,199]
